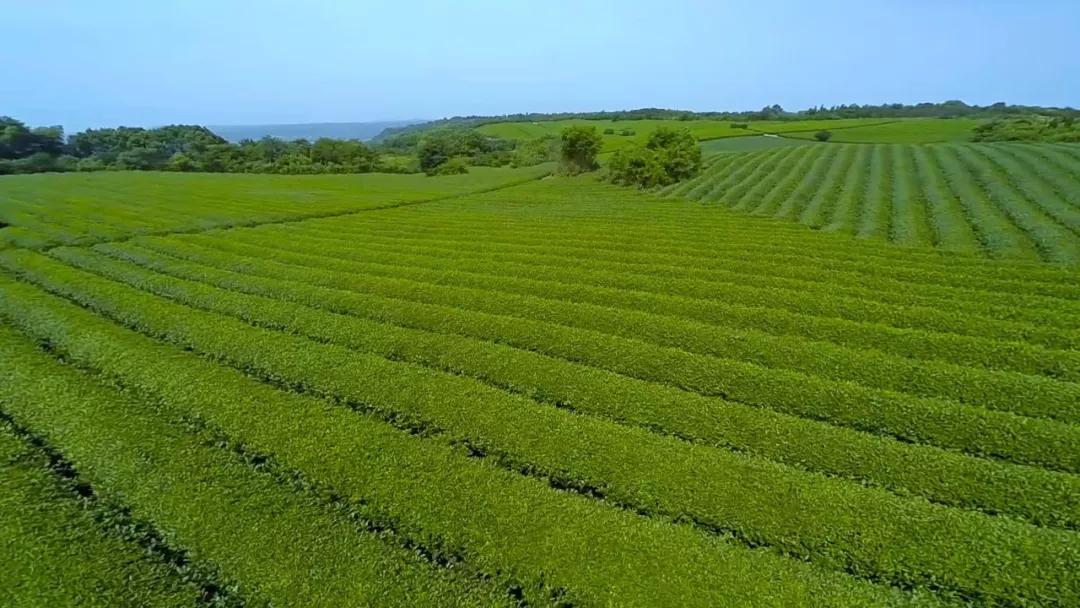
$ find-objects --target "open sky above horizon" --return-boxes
[4,0,1078,132]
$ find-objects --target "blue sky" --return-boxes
[3,0,1078,132]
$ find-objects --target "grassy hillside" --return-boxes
[668,142,1080,263]
[1,169,1079,606]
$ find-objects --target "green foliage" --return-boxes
[432,157,469,175]
[608,146,666,187]
[972,116,1080,142]
[558,125,602,174]
[815,130,833,142]
[415,129,515,174]
[603,128,615,135]
[509,134,559,167]
[0,116,64,161]
[1,117,384,175]
[609,127,702,188]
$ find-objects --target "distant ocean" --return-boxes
[208,120,425,143]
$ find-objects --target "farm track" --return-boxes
[2,168,1079,606]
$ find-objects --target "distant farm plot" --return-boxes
[475,117,902,151]
[668,142,1080,263]
[783,118,982,143]
[2,168,1079,606]
[701,135,816,154]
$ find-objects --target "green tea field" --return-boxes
[668,142,1080,263]
[2,164,1079,607]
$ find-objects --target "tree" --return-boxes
[814,130,833,142]
[559,126,602,174]
[608,127,702,188]
[645,128,701,183]
[418,136,452,174]
[607,147,664,188]
[167,152,198,172]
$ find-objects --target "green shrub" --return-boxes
[609,127,702,188]
[432,157,469,175]
[559,126,602,174]
[815,130,833,142]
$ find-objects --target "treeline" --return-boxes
[375,100,1080,140]
[1,117,387,175]
[1,116,558,176]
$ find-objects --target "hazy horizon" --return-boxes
[5,0,1079,133]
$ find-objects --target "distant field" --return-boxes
[477,117,980,151]
[701,135,815,154]
[476,117,899,151]
[0,166,549,249]
[668,142,1080,263]
[2,168,1079,606]
[783,118,982,143]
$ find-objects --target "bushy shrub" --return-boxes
[814,130,833,142]
[608,147,665,188]
[646,128,702,182]
[608,127,702,188]
[433,157,469,175]
[77,157,107,172]
[510,135,559,168]
[559,126,603,174]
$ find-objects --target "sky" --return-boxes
[3,0,1078,132]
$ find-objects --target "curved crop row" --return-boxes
[0,271,950,608]
[228,225,1080,350]
[8,247,1080,475]
[0,325,508,608]
[2,265,1078,607]
[150,232,1080,380]
[49,243,1080,529]
[669,142,1080,263]
[292,213,1080,322]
